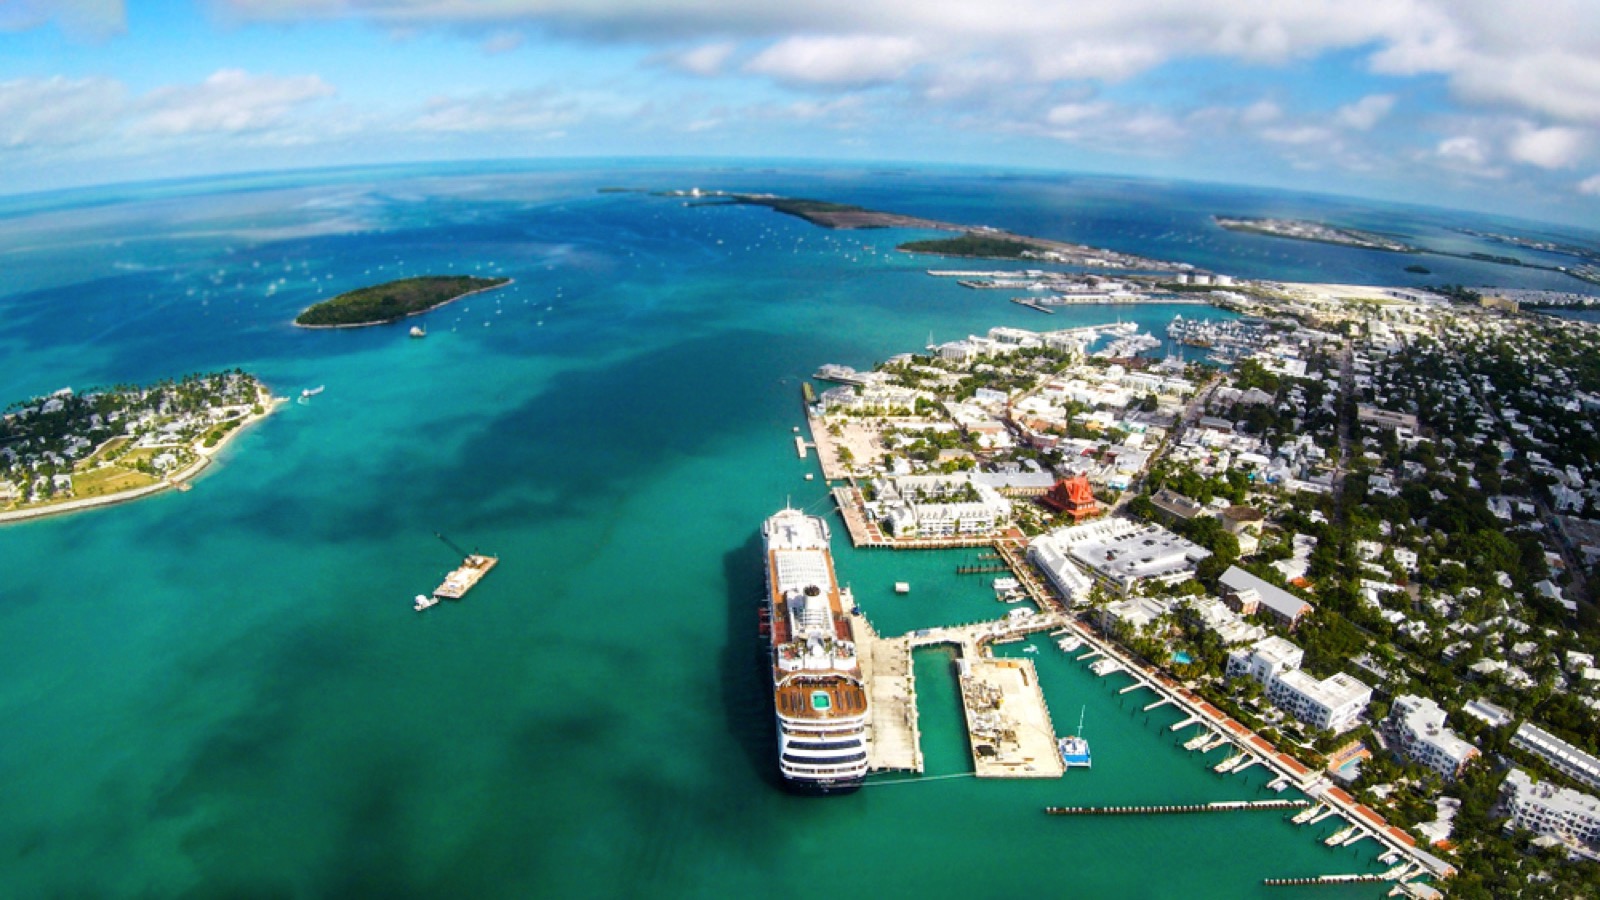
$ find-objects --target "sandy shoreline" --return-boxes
[293,278,514,330]
[0,388,287,526]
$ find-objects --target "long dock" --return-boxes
[1045,799,1309,816]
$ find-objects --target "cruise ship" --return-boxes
[762,507,870,795]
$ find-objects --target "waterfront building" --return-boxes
[1503,768,1600,848]
[1030,517,1209,595]
[1027,534,1094,604]
[1512,723,1600,792]
[1384,695,1480,780]
[1217,565,1313,629]
[1227,636,1371,733]
[870,474,1012,538]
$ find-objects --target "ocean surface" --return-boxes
[4,160,1597,898]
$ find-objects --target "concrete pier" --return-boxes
[846,591,923,774]
[959,655,1064,779]
[1118,682,1148,695]
[1143,697,1173,711]
[1170,715,1201,732]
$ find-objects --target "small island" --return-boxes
[896,230,1186,271]
[676,189,1188,271]
[0,371,283,522]
[294,275,511,328]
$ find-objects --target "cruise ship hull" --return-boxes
[762,508,871,796]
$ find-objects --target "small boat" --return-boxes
[1059,706,1092,768]
[414,593,440,612]
[894,582,911,594]
[301,385,325,399]
[409,325,427,338]
[1055,634,1084,653]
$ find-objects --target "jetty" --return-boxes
[1045,799,1309,816]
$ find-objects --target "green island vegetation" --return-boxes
[0,371,270,514]
[896,232,1037,258]
[294,275,510,327]
[731,196,870,223]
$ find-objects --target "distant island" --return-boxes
[658,188,1189,272]
[1214,216,1416,252]
[0,372,282,522]
[1219,216,1600,286]
[294,275,511,327]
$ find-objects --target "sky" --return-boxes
[3,0,1600,227]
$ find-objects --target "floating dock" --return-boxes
[432,554,499,600]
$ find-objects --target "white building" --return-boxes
[1183,596,1267,646]
[1227,636,1371,733]
[1503,768,1600,848]
[872,474,1012,538]
[1031,517,1210,593]
[1512,723,1600,792]
[1027,535,1093,604]
[1385,695,1480,780]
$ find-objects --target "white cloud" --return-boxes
[1336,94,1395,131]
[480,29,524,54]
[1241,100,1282,126]
[135,70,335,136]
[669,42,736,77]
[1045,102,1108,127]
[1437,135,1488,166]
[413,91,581,133]
[0,76,127,147]
[1261,125,1334,146]
[744,35,922,88]
[0,0,124,39]
[1508,125,1589,169]
[1579,174,1600,196]
[206,1,1600,129]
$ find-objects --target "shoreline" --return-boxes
[293,278,514,330]
[0,387,287,526]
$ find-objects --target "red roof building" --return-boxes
[1041,474,1100,522]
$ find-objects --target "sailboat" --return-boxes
[1058,706,1092,768]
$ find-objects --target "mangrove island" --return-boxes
[294,275,511,327]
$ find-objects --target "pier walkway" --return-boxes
[847,592,923,774]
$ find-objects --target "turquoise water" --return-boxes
[0,161,1558,896]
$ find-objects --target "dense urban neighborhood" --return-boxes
[810,281,1600,897]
